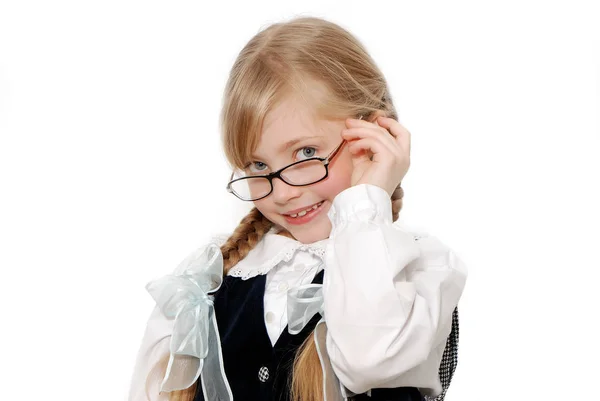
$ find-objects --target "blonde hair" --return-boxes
[152,16,405,401]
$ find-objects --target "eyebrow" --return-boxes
[251,135,327,160]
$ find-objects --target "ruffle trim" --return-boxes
[226,231,426,281]
[228,244,326,280]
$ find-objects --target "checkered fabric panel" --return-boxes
[424,307,460,401]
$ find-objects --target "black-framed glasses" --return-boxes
[226,140,346,201]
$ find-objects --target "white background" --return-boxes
[1,1,598,400]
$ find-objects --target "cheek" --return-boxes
[314,156,353,200]
[252,198,272,216]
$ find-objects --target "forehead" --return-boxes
[254,96,338,158]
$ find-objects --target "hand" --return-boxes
[341,116,411,197]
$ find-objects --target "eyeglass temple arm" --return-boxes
[226,171,235,191]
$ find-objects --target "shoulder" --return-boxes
[169,233,230,274]
[142,231,233,337]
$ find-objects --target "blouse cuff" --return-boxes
[327,184,392,227]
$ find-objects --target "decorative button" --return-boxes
[265,311,275,324]
[258,366,270,382]
[278,282,289,292]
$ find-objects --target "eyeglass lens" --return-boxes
[230,159,327,200]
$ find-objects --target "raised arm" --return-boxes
[323,184,467,397]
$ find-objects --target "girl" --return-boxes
[129,16,467,401]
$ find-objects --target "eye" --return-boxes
[247,161,268,174]
[296,147,317,161]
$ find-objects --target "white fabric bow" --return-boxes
[146,243,233,400]
[287,283,346,401]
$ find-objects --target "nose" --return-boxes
[270,177,302,205]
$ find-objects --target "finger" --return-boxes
[347,137,394,163]
[376,117,411,151]
[346,116,389,129]
[342,127,391,140]
[345,117,374,128]
[341,127,398,149]
[346,117,399,144]
[347,144,371,167]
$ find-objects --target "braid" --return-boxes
[167,384,195,401]
[220,207,274,273]
[391,184,404,222]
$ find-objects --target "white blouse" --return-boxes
[128,184,468,400]
[226,228,328,347]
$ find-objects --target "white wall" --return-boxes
[0,1,598,400]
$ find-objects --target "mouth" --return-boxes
[282,201,326,225]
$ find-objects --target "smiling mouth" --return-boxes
[284,201,325,218]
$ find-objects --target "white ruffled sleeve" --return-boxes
[323,184,468,397]
[128,305,173,401]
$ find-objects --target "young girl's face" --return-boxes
[249,95,354,244]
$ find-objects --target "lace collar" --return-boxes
[227,228,328,280]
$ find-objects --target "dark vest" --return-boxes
[193,270,423,401]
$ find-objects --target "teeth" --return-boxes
[288,202,322,218]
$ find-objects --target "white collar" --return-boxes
[227,228,328,280]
